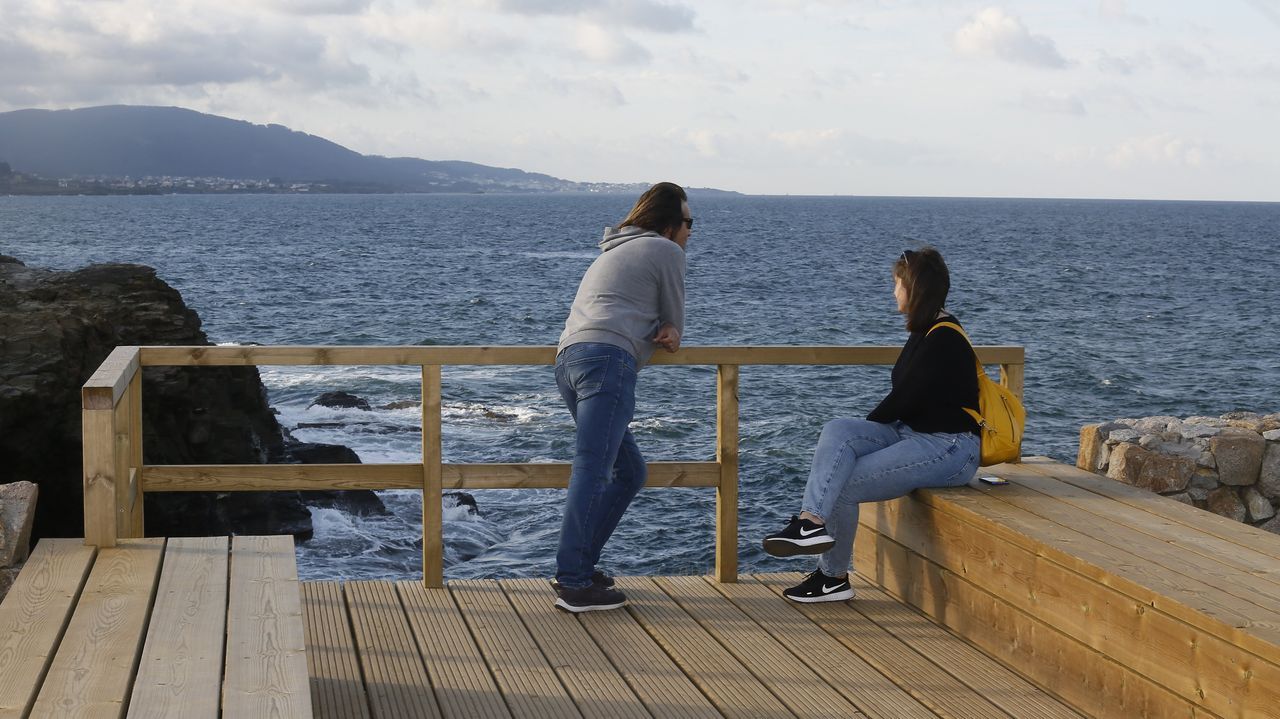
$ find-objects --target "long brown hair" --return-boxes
[894,247,950,332]
[619,182,687,236]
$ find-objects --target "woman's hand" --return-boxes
[653,323,681,353]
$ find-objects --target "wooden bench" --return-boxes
[855,456,1280,719]
[0,535,310,718]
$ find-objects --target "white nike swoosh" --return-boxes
[823,584,844,593]
[798,526,824,537]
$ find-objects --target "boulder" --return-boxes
[1077,424,1107,472]
[0,482,38,565]
[310,392,371,411]
[1134,452,1194,494]
[1243,487,1276,523]
[1260,442,1280,500]
[1206,487,1247,523]
[1209,429,1265,486]
[1106,443,1150,486]
[0,259,333,541]
[283,441,388,517]
[1259,514,1280,534]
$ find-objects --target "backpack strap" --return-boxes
[925,320,985,425]
[926,320,971,346]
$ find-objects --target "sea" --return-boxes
[3,193,1278,581]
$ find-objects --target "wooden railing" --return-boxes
[81,344,1025,587]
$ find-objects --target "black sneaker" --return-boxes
[551,569,615,592]
[763,515,835,557]
[783,570,854,603]
[554,583,628,613]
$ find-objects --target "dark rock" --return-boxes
[381,400,420,410]
[445,491,479,515]
[0,259,312,540]
[310,391,371,411]
[284,440,387,517]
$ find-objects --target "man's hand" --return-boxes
[653,323,681,353]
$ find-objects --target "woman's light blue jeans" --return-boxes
[554,343,646,590]
[801,418,979,578]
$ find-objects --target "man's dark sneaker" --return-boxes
[551,569,614,592]
[763,515,835,557]
[554,583,628,613]
[782,570,854,603]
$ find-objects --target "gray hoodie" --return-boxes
[557,225,686,367]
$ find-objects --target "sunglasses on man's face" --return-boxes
[682,217,694,229]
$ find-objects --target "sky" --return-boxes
[1,0,1278,200]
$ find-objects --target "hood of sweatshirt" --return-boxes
[599,225,667,251]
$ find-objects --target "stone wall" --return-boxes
[1077,411,1280,533]
[0,482,38,604]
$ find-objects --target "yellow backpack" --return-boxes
[927,321,1025,466]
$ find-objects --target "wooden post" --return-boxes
[82,404,117,547]
[715,364,740,583]
[1000,362,1025,401]
[113,384,133,538]
[128,369,144,537]
[422,365,443,588]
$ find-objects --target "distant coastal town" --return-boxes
[0,161,660,196]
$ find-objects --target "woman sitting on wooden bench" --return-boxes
[762,247,981,602]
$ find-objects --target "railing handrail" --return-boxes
[81,343,1025,586]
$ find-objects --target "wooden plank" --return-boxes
[83,408,118,547]
[138,343,1023,368]
[0,539,97,719]
[613,576,791,718]
[841,574,1083,719]
[655,575,867,717]
[301,582,371,719]
[449,579,582,719]
[500,579,648,719]
[859,491,1280,717]
[31,538,165,719]
[998,362,1024,400]
[752,573,1007,719]
[127,537,228,719]
[423,366,443,588]
[855,529,1200,719]
[83,346,140,409]
[222,536,311,718]
[899,484,1280,663]
[345,581,440,719]
[1021,457,1280,561]
[141,461,719,492]
[574,597,721,719]
[705,576,936,719]
[992,464,1280,609]
[396,581,510,719]
[715,364,739,583]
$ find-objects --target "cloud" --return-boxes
[264,0,375,15]
[1246,0,1280,28]
[1105,133,1215,169]
[953,7,1068,69]
[1098,0,1149,25]
[1018,91,1086,116]
[1096,51,1149,75]
[494,0,696,32]
[572,23,652,64]
[0,1,380,106]
[1158,45,1208,74]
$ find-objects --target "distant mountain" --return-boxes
[0,105,730,194]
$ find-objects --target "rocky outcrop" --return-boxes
[0,256,377,543]
[1078,412,1280,532]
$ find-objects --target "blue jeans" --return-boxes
[555,343,646,590]
[801,419,979,577]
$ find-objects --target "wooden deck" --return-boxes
[301,573,1081,719]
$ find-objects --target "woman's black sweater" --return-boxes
[867,315,981,435]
